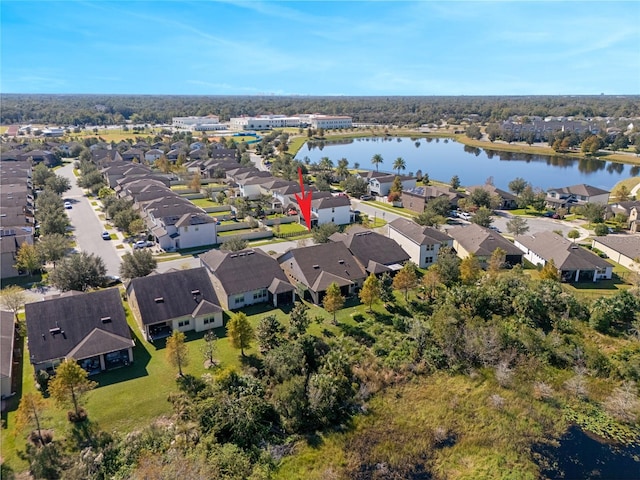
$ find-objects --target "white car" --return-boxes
[459,212,472,220]
[64,201,72,209]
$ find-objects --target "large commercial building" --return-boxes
[230,114,352,131]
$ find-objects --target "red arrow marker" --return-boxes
[294,166,312,231]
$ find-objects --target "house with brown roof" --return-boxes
[25,289,134,375]
[126,267,223,341]
[278,242,367,304]
[329,226,410,275]
[591,235,640,272]
[402,185,465,214]
[515,231,613,282]
[388,218,454,269]
[200,248,295,309]
[447,223,523,267]
[466,184,518,210]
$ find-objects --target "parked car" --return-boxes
[101,231,111,240]
[459,212,472,220]
[64,201,72,209]
[102,275,121,287]
[133,240,151,249]
[360,194,373,201]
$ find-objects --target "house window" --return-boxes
[425,256,433,264]
[253,290,266,300]
[178,320,190,327]
[234,295,244,305]
[426,244,434,251]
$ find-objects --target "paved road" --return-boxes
[490,211,590,240]
[58,163,124,276]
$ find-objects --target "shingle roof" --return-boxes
[592,235,640,262]
[200,248,293,297]
[389,218,453,246]
[25,288,133,364]
[548,184,610,197]
[515,231,611,270]
[278,242,367,291]
[127,267,221,326]
[1,310,15,380]
[447,224,522,257]
[330,226,409,271]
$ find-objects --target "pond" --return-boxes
[295,137,639,191]
[533,425,640,479]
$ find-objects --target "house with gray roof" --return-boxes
[515,231,613,282]
[591,235,640,272]
[447,223,523,267]
[546,184,610,210]
[388,217,454,268]
[330,226,410,275]
[1,310,15,400]
[402,185,465,214]
[127,267,223,341]
[466,184,518,210]
[362,172,416,197]
[278,242,367,304]
[200,248,294,309]
[25,288,134,375]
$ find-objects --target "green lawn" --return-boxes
[190,197,222,208]
[276,222,308,234]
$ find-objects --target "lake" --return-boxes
[295,137,639,191]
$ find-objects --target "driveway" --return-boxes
[491,211,591,240]
[57,162,124,276]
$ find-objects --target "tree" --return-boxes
[469,188,493,209]
[312,222,339,244]
[392,157,406,175]
[567,229,581,243]
[0,285,27,321]
[220,237,249,252]
[188,171,202,192]
[433,247,461,286]
[32,162,54,188]
[359,273,381,312]
[323,282,345,324]
[450,175,460,189]
[15,242,43,276]
[166,330,189,376]
[201,330,218,368]
[48,359,97,420]
[39,211,70,236]
[113,208,140,234]
[340,175,368,198]
[594,223,610,236]
[227,312,254,357]
[119,250,157,280]
[508,177,529,196]
[613,185,631,202]
[506,216,530,236]
[460,254,482,284]
[422,268,443,301]
[37,233,71,267]
[256,314,285,354]
[44,175,71,195]
[393,262,419,300]
[48,252,106,292]
[371,153,383,172]
[379,272,395,305]
[488,247,507,275]
[288,302,310,339]
[16,391,48,445]
[471,207,493,228]
[539,259,560,281]
[580,202,606,224]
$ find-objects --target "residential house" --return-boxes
[591,235,640,272]
[91,148,123,166]
[145,149,165,163]
[514,231,613,282]
[143,199,217,250]
[402,185,465,213]
[17,150,58,167]
[102,161,153,188]
[127,267,223,341]
[200,248,295,309]
[0,227,35,279]
[120,148,144,162]
[329,226,410,275]
[1,310,15,400]
[278,242,368,304]
[546,184,610,210]
[388,217,454,269]
[607,201,640,232]
[447,223,523,267]
[362,172,416,197]
[310,193,352,226]
[25,289,134,375]
[466,184,518,210]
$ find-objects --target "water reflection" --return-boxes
[297,137,635,190]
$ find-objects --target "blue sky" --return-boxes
[1,1,639,95]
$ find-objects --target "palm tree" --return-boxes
[371,154,383,172]
[335,158,350,180]
[393,157,406,175]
